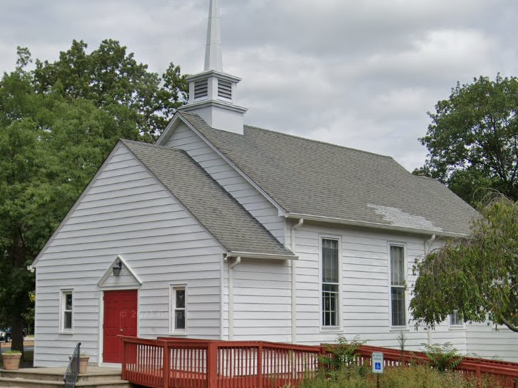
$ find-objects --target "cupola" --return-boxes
[179,0,247,134]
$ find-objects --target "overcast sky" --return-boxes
[1,0,517,170]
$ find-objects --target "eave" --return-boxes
[285,212,469,238]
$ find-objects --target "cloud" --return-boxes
[1,0,517,172]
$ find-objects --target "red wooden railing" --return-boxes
[121,337,518,388]
[353,344,518,388]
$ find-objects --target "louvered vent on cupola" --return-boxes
[218,80,232,100]
[194,80,209,99]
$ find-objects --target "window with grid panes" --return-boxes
[390,245,406,327]
[61,291,73,331]
[322,239,339,327]
[171,287,186,331]
[450,310,463,326]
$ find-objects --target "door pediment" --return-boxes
[98,255,142,289]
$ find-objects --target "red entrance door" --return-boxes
[103,290,138,363]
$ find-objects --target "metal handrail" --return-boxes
[63,342,81,388]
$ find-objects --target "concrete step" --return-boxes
[0,370,122,383]
[0,377,131,388]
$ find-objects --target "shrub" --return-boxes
[423,343,464,372]
[320,335,366,370]
[299,364,479,388]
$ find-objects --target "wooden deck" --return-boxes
[121,337,518,388]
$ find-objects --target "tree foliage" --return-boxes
[32,39,188,140]
[410,196,518,333]
[418,75,518,205]
[0,43,188,352]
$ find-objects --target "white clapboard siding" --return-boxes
[466,323,518,362]
[166,122,285,244]
[291,223,468,353]
[223,258,292,343]
[34,144,223,367]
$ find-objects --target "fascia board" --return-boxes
[226,251,298,261]
[97,255,143,287]
[285,213,468,238]
[156,113,183,146]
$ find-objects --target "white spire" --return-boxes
[204,0,223,72]
[180,0,247,134]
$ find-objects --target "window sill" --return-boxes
[449,326,466,331]
[320,327,343,333]
[166,332,189,337]
[389,327,409,332]
[59,331,74,335]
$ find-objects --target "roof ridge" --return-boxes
[412,174,439,181]
[243,124,394,160]
[180,111,394,160]
[121,138,186,153]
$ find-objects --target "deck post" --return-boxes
[163,341,170,388]
[207,342,218,388]
[121,338,126,380]
[257,343,263,388]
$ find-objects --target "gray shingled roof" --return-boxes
[178,112,477,236]
[122,140,295,257]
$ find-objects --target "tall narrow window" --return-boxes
[61,290,73,332]
[171,286,186,331]
[390,245,406,327]
[322,239,339,327]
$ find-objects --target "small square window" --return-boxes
[450,310,463,326]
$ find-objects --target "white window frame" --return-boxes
[388,243,407,329]
[59,289,74,334]
[449,310,465,329]
[319,235,342,331]
[169,284,187,334]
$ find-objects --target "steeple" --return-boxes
[178,0,247,134]
[204,0,223,72]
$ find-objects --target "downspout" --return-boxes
[290,219,304,344]
[228,256,241,341]
[425,234,436,255]
[424,234,436,346]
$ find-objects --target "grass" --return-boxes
[299,365,482,388]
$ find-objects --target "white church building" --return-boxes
[32,0,518,367]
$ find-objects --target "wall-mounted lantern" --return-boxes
[112,260,123,276]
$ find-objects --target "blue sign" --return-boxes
[372,352,384,374]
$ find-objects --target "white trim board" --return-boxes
[97,255,143,288]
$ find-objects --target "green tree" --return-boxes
[33,39,188,140]
[410,196,518,333]
[0,43,187,352]
[418,75,518,205]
